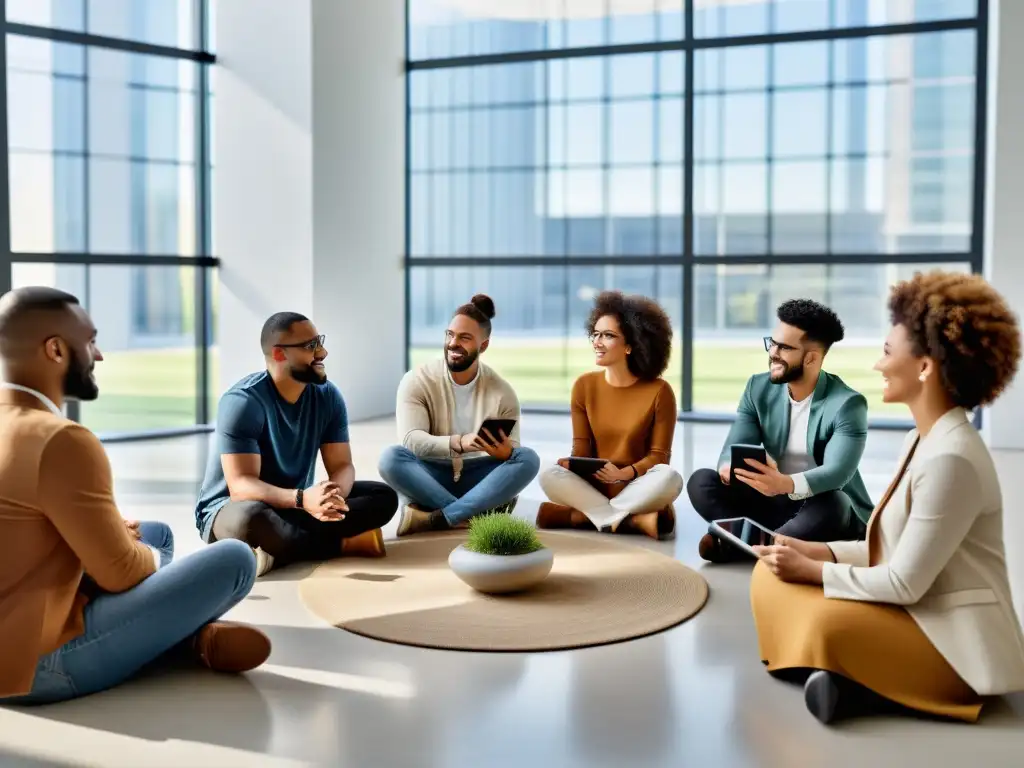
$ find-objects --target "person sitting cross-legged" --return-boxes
[377,294,540,535]
[537,291,684,540]
[0,287,269,706]
[750,272,1024,725]
[194,312,399,576]
[687,299,873,562]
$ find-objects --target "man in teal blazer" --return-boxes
[687,299,873,562]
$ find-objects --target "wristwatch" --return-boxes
[295,488,304,509]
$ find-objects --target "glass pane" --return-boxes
[408,52,686,259]
[409,265,682,407]
[10,263,199,433]
[7,0,198,51]
[691,262,972,417]
[694,30,976,256]
[694,0,977,37]
[7,36,199,255]
[408,0,686,61]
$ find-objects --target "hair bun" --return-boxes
[470,293,496,320]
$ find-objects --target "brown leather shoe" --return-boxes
[341,527,386,557]
[536,502,591,529]
[615,506,676,540]
[698,532,740,563]
[193,621,271,673]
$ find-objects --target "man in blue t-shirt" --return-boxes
[195,312,398,576]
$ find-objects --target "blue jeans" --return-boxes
[378,445,540,525]
[3,522,258,706]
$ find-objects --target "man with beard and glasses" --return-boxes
[377,294,540,535]
[686,299,873,562]
[0,287,269,706]
[194,312,398,576]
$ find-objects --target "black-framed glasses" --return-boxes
[763,336,797,353]
[276,335,325,352]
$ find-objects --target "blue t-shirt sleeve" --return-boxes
[217,390,266,454]
[321,384,349,444]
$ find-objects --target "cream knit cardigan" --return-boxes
[395,358,521,480]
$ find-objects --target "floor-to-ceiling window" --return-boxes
[1,0,215,437]
[406,0,986,424]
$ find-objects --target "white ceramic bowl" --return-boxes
[448,545,554,594]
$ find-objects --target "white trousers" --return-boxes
[538,463,684,529]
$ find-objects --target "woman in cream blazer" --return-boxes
[750,270,1024,725]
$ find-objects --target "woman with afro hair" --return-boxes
[749,270,1024,725]
[536,290,683,540]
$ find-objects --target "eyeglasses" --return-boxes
[763,336,797,353]
[589,331,620,343]
[276,335,325,352]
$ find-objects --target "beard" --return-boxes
[289,361,327,384]
[768,356,804,385]
[445,345,478,374]
[63,347,99,401]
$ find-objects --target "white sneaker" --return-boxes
[253,547,275,577]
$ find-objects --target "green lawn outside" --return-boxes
[414,340,896,414]
[82,341,893,435]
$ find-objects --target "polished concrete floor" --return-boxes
[2,415,1023,768]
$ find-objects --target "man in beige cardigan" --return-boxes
[378,294,540,536]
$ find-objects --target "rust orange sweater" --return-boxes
[0,395,157,698]
[569,371,677,490]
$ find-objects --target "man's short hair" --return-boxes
[776,299,845,350]
[0,287,81,344]
[260,311,309,354]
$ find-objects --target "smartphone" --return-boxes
[566,456,607,478]
[709,517,776,557]
[478,418,516,444]
[730,443,768,484]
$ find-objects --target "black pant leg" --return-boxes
[332,480,399,537]
[686,468,789,529]
[210,500,340,565]
[775,490,863,542]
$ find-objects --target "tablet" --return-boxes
[567,456,607,478]
[709,517,776,557]
[730,443,768,484]
[478,418,516,444]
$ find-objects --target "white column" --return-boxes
[214,0,406,421]
[984,0,1024,451]
[984,0,1024,621]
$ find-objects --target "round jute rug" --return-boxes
[298,530,709,652]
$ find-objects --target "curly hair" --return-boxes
[777,298,845,349]
[586,290,673,380]
[889,270,1021,409]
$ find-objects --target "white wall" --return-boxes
[985,0,1024,622]
[214,0,405,421]
[984,0,1024,451]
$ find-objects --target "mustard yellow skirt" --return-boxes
[750,561,983,722]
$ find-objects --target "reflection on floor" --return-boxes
[2,415,1023,768]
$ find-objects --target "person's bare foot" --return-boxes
[192,621,271,673]
[341,528,387,557]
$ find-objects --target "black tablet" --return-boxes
[709,517,776,557]
[730,443,768,484]
[567,457,607,478]
[478,418,516,444]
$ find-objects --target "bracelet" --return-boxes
[630,465,638,480]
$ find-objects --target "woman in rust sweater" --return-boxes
[537,291,682,540]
